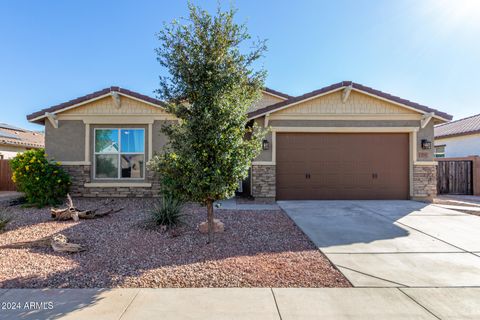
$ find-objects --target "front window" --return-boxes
[94,128,145,179]
[434,145,446,158]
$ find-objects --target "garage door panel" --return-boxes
[276,133,409,200]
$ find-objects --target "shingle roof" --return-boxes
[435,113,480,138]
[248,81,453,121]
[0,123,44,148]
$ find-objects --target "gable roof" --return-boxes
[26,87,166,123]
[0,123,44,148]
[435,113,480,139]
[27,86,292,124]
[248,81,453,121]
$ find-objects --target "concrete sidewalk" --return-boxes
[1,287,479,319]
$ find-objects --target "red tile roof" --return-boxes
[435,113,480,138]
[248,81,453,121]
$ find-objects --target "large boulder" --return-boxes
[198,219,225,233]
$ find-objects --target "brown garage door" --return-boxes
[276,133,409,200]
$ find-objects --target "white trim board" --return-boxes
[414,161,438,166]
[60,161,91,165]
[84,182,152,188]
[268,114,423,121]
[271,127,419,133]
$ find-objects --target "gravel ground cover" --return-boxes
[0,198,350,288]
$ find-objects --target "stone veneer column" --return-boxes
[251,165,276,200]
[412,164,437,201]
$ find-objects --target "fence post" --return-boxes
[0,159,17,191]
[473,156,480,196]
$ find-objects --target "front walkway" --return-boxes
[215,198,280,210]
[279,200,480,287]
[1,287,479,319]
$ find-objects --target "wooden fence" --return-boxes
[436,156,480,195]
[0,160,16,191]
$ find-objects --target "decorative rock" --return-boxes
[198,219,225,233]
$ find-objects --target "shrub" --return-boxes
[0,208,12,232]
[10,149,71,207]
[150,195,185,229]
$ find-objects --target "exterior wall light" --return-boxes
[262,139,270,150]
[421,139,432,150]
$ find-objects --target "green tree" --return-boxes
[151,3,267,243]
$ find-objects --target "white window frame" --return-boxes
[93,128,146,180]
[434,145,446,158]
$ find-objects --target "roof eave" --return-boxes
[435,129,480,139]
[26,87,166,124]
[248,82,453,122]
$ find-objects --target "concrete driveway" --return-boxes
[278,200,480,287]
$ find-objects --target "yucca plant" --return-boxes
[150,195,185,229]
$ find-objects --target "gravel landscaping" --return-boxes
[0,198,350,288]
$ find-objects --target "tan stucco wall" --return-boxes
[45,120,172,161]
[254,117,272,162]
[417,121,435,161]
[152,120,172,155]
[45,120,85,161]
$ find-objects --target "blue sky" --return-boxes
[1,0,479,130]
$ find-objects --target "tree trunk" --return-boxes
[206,200,214,244]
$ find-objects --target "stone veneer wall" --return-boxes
[62,165,161,197]
[251,165,276,199]
[412,164,437,200]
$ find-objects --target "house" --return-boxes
[26,81,452,200]
[434,113,480,158]
[0,123,44,159]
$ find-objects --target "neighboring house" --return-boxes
[26,81,452,200]
[0,123,44,159]
[434,113,480,158]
